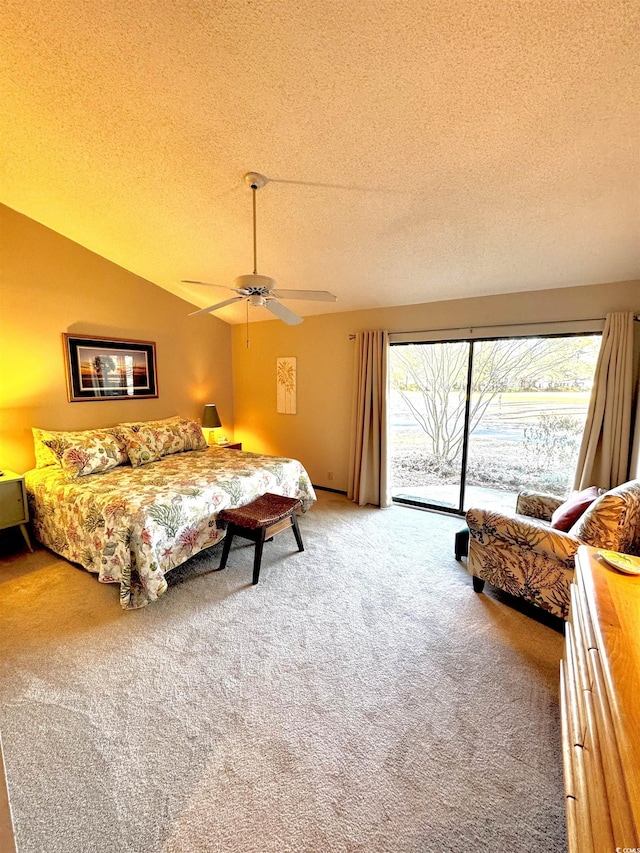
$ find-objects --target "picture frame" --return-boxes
[62,334,158,402]
[276,356,297,414]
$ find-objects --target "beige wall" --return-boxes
[0,205,234,473]
[232,281,639,491]
[2,202,636,487]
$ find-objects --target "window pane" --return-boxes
[390,341,469,510]
[463,335,601,512]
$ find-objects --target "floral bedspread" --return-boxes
[25,448,316,609]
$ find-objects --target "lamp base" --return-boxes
[203,429,216,446]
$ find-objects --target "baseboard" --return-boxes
[313,485,348,496]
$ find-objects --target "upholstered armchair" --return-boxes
[466,479,640,619]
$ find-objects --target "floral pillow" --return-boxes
[118,415,185,430]
[119,417,204,451]
[40,428,129,478]
[118,426,164,468]
[117,419,207,467]
[179,420,208,452]
[32,427,62,468]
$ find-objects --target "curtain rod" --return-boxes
[348,314,639,340]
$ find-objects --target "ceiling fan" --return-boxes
[183,172,337,325]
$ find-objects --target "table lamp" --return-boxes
[202,404,222,445]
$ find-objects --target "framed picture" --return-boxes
[276,356,297,414]
[62,334,158,402]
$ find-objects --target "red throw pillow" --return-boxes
[550,486,601,531]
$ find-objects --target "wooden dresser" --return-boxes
[561,545,640,851]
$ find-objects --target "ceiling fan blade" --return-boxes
[263,299,303,325]
[189,296,245,317]
[182,279,237,292]
[271,289,337,302]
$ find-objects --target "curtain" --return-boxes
[573,312,635,490]
[347,331,391,507]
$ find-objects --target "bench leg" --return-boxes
[218,527,235,571]
[291,514,304,552]
[253,530,266,585]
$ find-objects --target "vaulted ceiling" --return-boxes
[3,1,639,324]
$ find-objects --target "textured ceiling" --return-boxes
[2,1,639,324]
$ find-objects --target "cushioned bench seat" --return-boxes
[217,492,304,584]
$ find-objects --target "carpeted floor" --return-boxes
[0,490,566,853]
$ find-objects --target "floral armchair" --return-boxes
[465,479,640,619]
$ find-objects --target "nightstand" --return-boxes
[219,442,242,450]
[0,471,34,553]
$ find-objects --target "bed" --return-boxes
[24,420,316,609]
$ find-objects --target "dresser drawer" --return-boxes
[587,646,637,842]
[562,547,640,851]
[564,623,586,748]
[581,686,615,849]
[570,585,593,692]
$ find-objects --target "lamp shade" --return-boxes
[202,404,222,429]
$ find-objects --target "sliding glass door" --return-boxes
[389,334,601,514]
[390,340,471,511]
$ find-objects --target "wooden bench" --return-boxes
[217,493,304,584]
